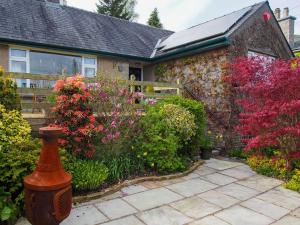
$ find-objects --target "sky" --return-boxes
[67,0,300,33]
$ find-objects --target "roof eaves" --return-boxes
[0,37,152,62]
[152,36,231,62]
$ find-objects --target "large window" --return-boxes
[9,47,97,87]
[30,51,82,75]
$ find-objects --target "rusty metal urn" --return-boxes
[24,127,72,225]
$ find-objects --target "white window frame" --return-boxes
[8,46,98,86]
[82,57,97,77]
[9,48,30,87]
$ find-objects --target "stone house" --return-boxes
[0,0,293,152]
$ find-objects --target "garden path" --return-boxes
[17,158,300,225]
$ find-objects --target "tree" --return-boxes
[96,0,138,21]
[225,57,300,169]
[147,8,163,28]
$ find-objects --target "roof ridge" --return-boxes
[187,1,266,30]
[35,0,174,33]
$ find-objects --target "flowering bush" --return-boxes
[0,104,31,151]
[226,57,300,168]
[161,104,196,142]
[88,77,144,155]
[51,76,103,158]
[247,155,292,180]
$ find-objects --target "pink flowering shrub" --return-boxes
[51,75,103,158]
[226,57,300,168]
[88,77,144,155]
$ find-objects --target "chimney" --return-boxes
[274,8,281,19]
[275,7,296,49]
[283,7,289,17]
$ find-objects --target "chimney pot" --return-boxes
[284,7,289,17]
[274,8,281,19]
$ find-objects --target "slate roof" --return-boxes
[0,0,173,59]
[154,2,265,57]
[0,0,291,60]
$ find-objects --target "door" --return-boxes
[129,67,142,81]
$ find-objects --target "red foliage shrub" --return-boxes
[51,76,103,158]
[226,57,300,168]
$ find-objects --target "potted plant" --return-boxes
[201,137,213,160]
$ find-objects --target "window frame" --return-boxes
[82,57,97,77]
[9,48,30,87]
[8,46,98,86]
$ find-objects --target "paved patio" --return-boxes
[17,158,300,225]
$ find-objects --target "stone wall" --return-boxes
[154,48,234,152]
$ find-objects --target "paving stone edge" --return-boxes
[72,160,204,204]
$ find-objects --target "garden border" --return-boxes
[73,160,204,204]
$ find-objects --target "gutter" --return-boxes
[0,36,231,63]
[0,38,151,62]
[152,36,231,63]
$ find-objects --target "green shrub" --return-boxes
[161,104,196,142]
[0,67,20,111]
[229,149,251,159]
[0,140,40,221]
[0,104,31,151]
[163,96,206,156]
[101,152,145,183]
[133,104,186,174]
[0,187,17,222]
[285,169,300,193]
[64,158,108,192]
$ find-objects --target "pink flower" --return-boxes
[54,80,65,92]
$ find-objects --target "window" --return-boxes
[30,51,82,75]
[9,47,98,87]
[83,57,97,77]
[9,48,29,87]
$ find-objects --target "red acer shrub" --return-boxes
[51,75,103,158]
[226,57,300,168]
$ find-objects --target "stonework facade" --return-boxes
[154,48,233,151]
[152,4,293,153]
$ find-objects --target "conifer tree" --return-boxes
[147,8,163,28]
[97,0,138,21]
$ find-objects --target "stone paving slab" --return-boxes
[215,205,274,225]
[123,187,182,211]
[95,198,137,220]
[194,166,217,176]
[101,216,144,225]
[170,196,221,219]
[198,190,240,208]
[236,175,283,192]
[166,178,218,197]
[137,205,192,225]
[205,159,243,170]
[219,166,256,179]
[189,215,230,225]
[240,198,290,220]
[256,189,300,210]
[271,215,300,225]
[215,183,260,200]
[121,184,148,195]
[61,205,108,225]
[202,173,237,185]
[16,159,300,225]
